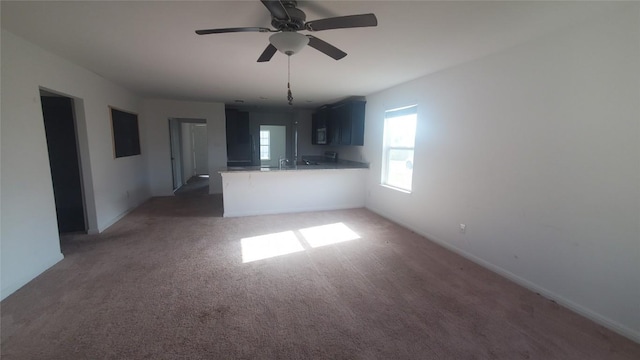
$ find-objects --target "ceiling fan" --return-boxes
[195,0,378,62]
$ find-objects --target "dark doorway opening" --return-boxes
[40,91,86,233]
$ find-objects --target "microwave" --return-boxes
[317,127,327,144]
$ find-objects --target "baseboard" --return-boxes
[223,204,365,218]
[366,207,640,344]
[0,252,64,301]
[97,196,150,233]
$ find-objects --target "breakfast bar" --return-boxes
[219,161,368,217]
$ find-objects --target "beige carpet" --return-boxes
[1,192,639,359]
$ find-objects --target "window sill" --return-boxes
[380,184,412,194]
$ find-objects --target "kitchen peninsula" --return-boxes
[219,159,368,217]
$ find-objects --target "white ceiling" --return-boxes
[1,1,607,108]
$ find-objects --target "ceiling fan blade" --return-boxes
[195,27,274,35]
[305,13,377,31]
[257,44,278,62]
[261,0,290,21]
[306,35,347,60]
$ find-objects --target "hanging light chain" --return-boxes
[287,55,293,105]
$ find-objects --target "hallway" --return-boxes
[174,175,209,197]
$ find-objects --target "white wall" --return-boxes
[1,30,149,300]
[248,111,293,164]
[142,99,226,195]
[362,4,640,341]
[235,108,319,162]
[192,124,208,175]
[260,125,286,167]
[221,169,367,217]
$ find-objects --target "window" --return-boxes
[259,130,270,160]
[382,105,417,192]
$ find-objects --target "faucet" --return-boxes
[279,157,289,170]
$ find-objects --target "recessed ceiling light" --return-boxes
[259,96,268,100]
[234,99,244,103]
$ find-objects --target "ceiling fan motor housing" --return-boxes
[271,1,306,31]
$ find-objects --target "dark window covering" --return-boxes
[111,107,141,158]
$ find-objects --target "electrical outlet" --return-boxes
[459,224,466,234]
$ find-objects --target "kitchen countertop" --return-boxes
[220,159,369,173]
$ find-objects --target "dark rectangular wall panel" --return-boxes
[111,108,140,158]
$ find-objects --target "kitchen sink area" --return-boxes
[221,99,370,218]
[227,161,368,172]
[224,151,369,172]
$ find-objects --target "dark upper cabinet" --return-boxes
[311,114,318,145]
[329,100,366,146]
[225,109,252,165]
[327,108,341,145]
[311,106,329,145]
[311,99,366,146]
[337,105,352,145]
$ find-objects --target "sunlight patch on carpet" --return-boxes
[299,222,360,248]
[241,231,304,263]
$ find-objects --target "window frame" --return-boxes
[259,130,271,161]
[381,105,418,193]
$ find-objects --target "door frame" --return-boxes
[168,118,183,191]
[168,118,207,192]
[39,87,98,234]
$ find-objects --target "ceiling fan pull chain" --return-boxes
[287,55,293,105]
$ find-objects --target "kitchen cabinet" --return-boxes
[334,100,365,146]
[314,99,365,146]
[327,109,341,145]
[311,106,329,145]
[225,109,252,166]
[311,99,365,146]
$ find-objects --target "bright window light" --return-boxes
[259,130,270,160]
[299,222,360,248]
[382,105,417,192]
[241,231,304,263]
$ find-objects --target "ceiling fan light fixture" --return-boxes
[269,32,309,56]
